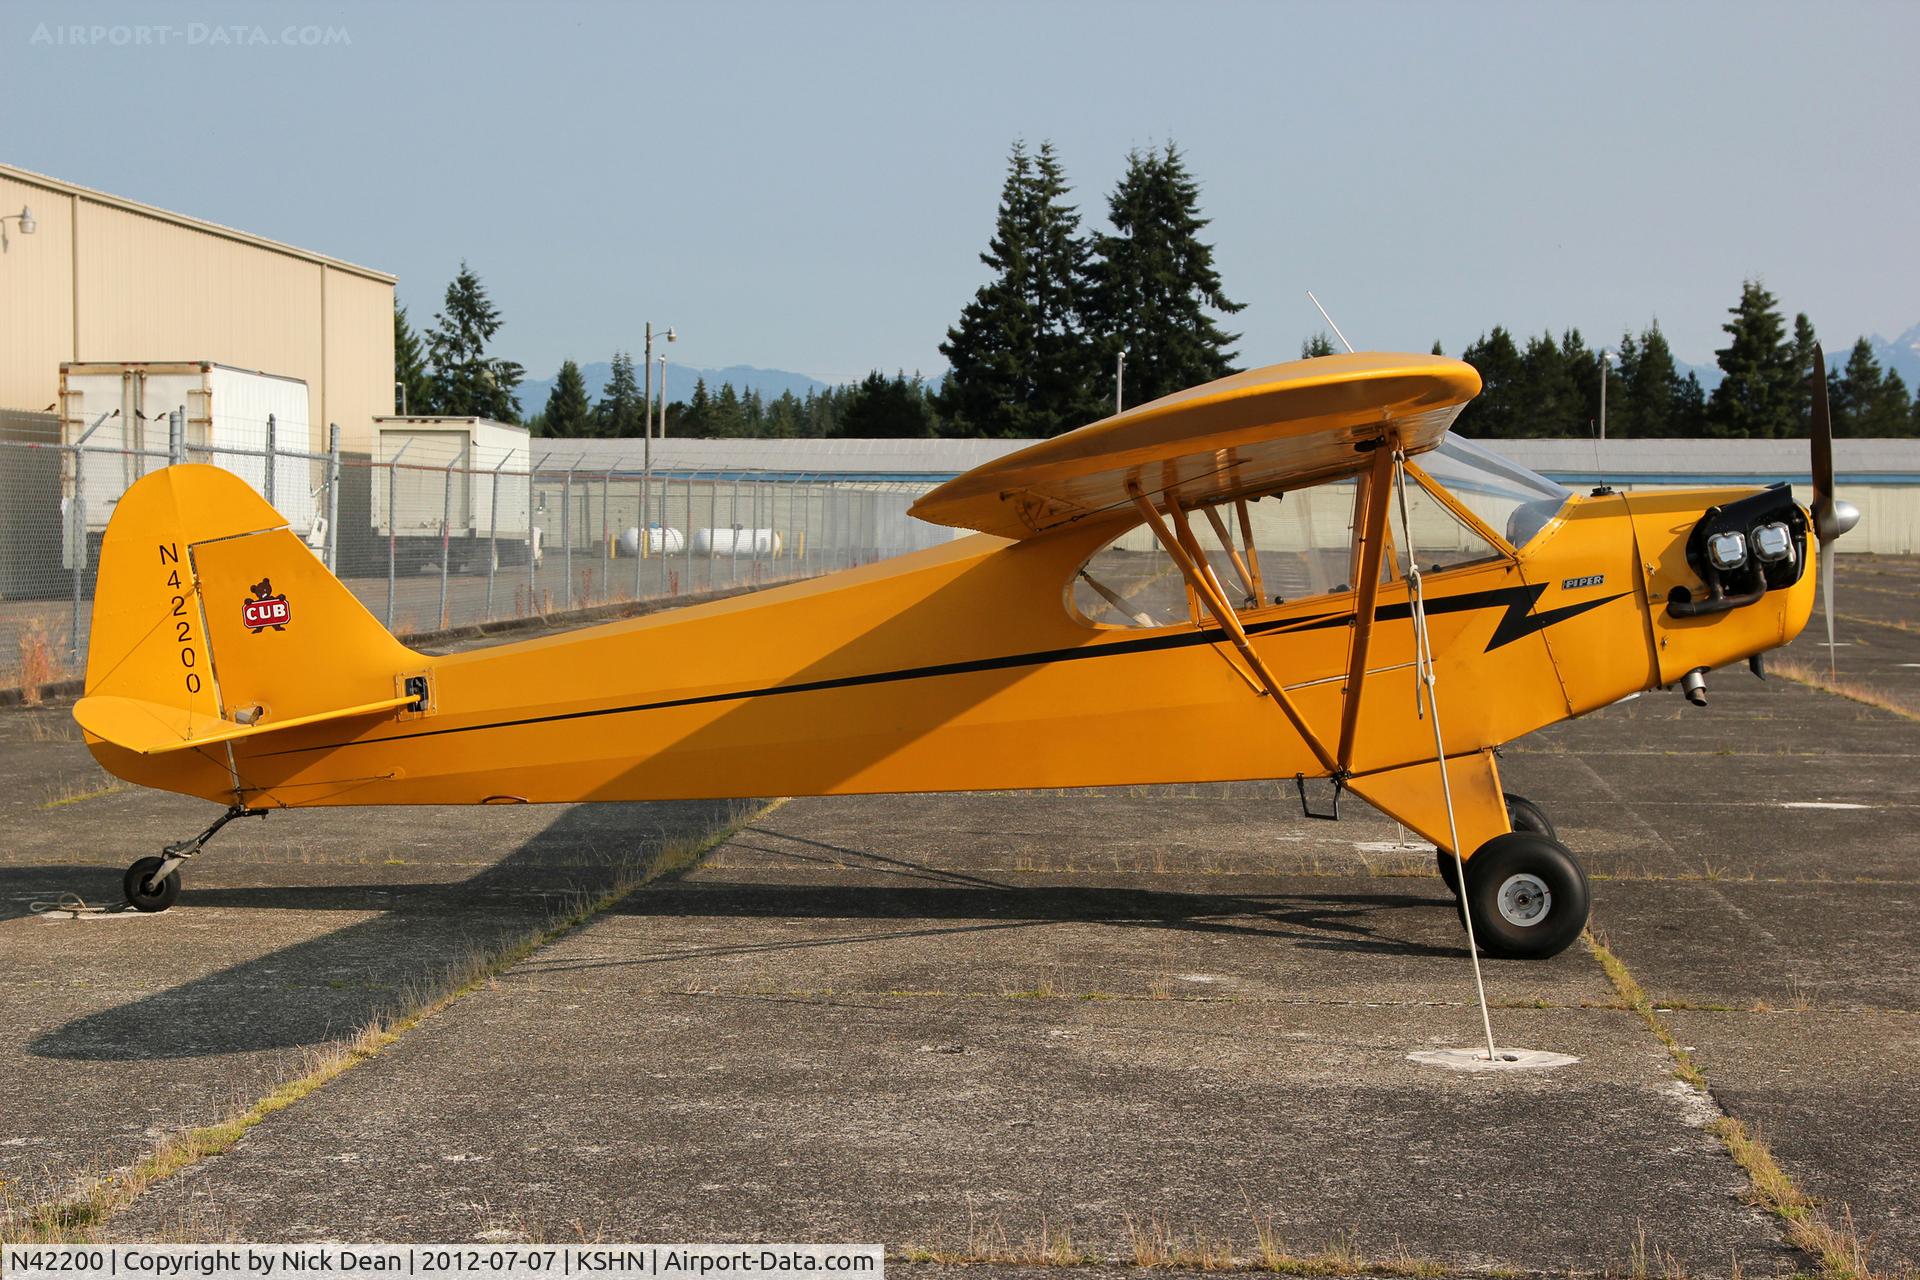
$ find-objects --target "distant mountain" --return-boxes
[517,361,831,417]
[1866,324,1920,388]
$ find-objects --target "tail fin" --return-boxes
[75,464,422,764]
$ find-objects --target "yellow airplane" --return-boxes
[72,351,1855,959]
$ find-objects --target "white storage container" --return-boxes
[60,361,317,543]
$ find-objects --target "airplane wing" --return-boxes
[909,352,1481,539]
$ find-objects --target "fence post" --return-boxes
[327,424,342,573]
[683,476,695,595]
[562,465,575,612]
[69,445,86,664]
[635,471,646,600]
[384,441,413,633]
[528,454,543,618]
[264,412,277,509]
[601,465,614,603]
[486,455,505,621]
[168,407,185,466]
[439,443,464,632]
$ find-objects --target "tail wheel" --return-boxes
[1436,793,1556,898]
[1457,832,1590,959]
[123,856,180,913]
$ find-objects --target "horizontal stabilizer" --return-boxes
[75,691,416,756]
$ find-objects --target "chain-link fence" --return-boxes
[0,410,954,691]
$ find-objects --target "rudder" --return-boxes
[76,465,421,776]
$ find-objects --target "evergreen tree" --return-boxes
[1512,330,1584,437]
[1431,341,1444,356]
[1789,313,1820,435]
[766,390,803,439]
[1301,333,1338,358]
[1674,372,1709,436]
[1832,337,1914,437]
[1457,327,1525,437]
[938,141,1097,438]
[681,378,713,437]
[1708,280,1797,438]
[709,382,745,438]
[427,262,524,422]
[543,359,593,437]
[590,352,644,437]
[841,372,936,438]
[1614,322,1686,438]
[1081,143,1244,408]
[394,303,434,415]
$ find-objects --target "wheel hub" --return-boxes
[1496,873,1552,927]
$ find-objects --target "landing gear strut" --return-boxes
[122,805,266,913]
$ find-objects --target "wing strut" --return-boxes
[1335,441,1396,770]
[1125,481,1340,776]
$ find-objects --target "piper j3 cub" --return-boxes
[74,350,1856,959]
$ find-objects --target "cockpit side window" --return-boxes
[1071,480,1376,629]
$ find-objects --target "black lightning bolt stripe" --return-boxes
[255,583,1628,757]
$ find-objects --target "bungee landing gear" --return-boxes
[122,805,267,913]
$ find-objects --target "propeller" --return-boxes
[1809,344,1860,677]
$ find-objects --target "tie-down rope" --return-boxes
[1393,449,1500,1063]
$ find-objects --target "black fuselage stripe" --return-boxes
[256,585,1622,758]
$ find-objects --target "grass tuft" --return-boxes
[1585,929,1885,1279]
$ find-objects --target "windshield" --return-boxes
[1418,434,1572,550]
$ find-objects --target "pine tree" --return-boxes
[1081,144,1244,408]
[1614,322,1686,438]
[1789,313,1819,435]
[394,303,434,415]
[710,382,745,438]
[1301,333,1338,358]
[1832,337,1914,437]
[590,353,643,437]
[1708,280,1797,439]
[427,262,524,422]
[681,378,713,437]
[1457,327,1525,437]
[766,390,803,438]
[841,372,935,438]
[938,141,1098,438]
[1513,331,1584,436]
[543,359,593,437]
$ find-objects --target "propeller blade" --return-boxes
[1811,343,1837,541]
[1823,542,1837,680]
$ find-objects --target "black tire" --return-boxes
[1457,832,1589,959]
[1504,792,1557,840]
[123,856,180,913]
[1438,794,1554,897]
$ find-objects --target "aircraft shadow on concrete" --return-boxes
[22,808,1460,1063]
[23,798,742,1063]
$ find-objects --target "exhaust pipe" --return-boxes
[1681,668,1708,707]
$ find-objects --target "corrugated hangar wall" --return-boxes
[0,164,394,454]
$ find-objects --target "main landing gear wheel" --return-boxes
[123,856,180,913]
[1455,831,1590,959]
[1437,792,1557,896]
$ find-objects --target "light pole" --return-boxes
[656,354,670,443]
[1115,351,1126,415]
[1599,349,1618,441]
[643,323,678,469]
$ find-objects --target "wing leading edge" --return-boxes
[909,352,1482,539]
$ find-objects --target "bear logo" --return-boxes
[242,577,291,633]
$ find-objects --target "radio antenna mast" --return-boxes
[1307,291,1356,354]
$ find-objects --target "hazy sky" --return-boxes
[10,0,1916,384]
